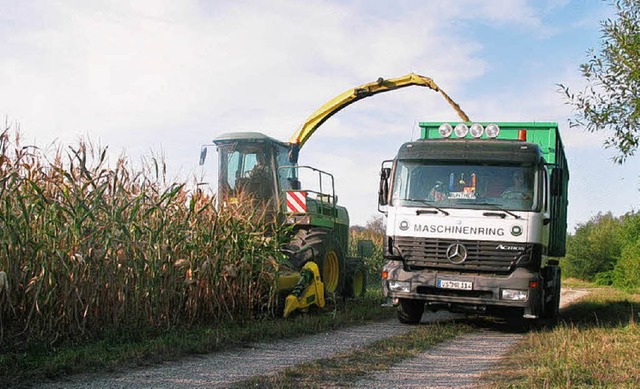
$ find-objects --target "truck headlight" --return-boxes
[501,289,528,301]
[388,280,411,293]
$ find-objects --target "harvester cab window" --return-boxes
[275,144,300,191]
[218,144,276,199]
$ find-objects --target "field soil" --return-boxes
[40,289,588,389]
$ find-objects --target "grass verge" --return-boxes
[482,285,640,388]
[234,320,473,388]
[0,290,394,387]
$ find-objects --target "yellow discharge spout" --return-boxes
[288,73,470,150]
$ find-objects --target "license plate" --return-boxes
[437,279,472,290]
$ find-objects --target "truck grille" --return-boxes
[395,236,532,273]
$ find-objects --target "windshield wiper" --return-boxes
[403,199,450,216]
[475,202,521,219]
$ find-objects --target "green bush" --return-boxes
[613,241,640,291]
[610,212,640,291]
[563,211,640,291]
[563,212,622,281]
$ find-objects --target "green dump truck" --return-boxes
[378,122,569,324]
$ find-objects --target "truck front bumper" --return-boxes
[382,261,543,318]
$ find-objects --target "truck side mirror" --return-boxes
[199,146,208,166]
[378,166,391,206]
[550,168,562,196]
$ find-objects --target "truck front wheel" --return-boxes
[397,298,424,324]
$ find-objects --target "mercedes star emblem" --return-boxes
[446,243,468,264]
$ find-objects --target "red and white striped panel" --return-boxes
[286,191,307,213]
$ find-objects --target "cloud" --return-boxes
[4,0,628,229]
[0,1,492,158]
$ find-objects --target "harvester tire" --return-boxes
[345,258,367,298]
[286,228,346,295]
[397,298,424,325]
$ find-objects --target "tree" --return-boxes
[365,215,386,235]
[563,212,622,281]
[612,211,640,290]
[560,0,640,163]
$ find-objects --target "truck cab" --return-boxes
[379,122,568,324]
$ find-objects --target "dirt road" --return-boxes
[41,289,588,389]
[353,288,589,389]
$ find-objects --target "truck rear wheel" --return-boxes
[397,298,424,324]
[286,228,345,294]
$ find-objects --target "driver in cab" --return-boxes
[244,154,273,199]
[501,171,532,200]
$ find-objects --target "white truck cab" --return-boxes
[379,122,568,324]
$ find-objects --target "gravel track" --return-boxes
[39,289,588,389]
[40,312,456,389]
[353,287,589,389]
[352,331,522,389]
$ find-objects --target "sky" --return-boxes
[0,0,637,232]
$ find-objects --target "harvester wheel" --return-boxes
[286,228,345,294]
[286,229,310,269]
[345,259,367,298]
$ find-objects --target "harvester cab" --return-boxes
[200,73,470,318]
[201,132,349,317]
[210,132,292,211]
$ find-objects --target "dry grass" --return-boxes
[483,286,640,388]
[561,277,598,289]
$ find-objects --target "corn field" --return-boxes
[0,127,289,352]
[349,227,385,283]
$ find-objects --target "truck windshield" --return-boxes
[391,161,540,211]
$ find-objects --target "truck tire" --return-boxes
[397,298,424,324]
[345,258,367,298]
[543,267,561,322]
[286,228,346,294]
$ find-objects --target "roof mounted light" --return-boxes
[438,123,453,138]
[485,123,500,138]
[469,123,484,138]
[454,123,469,138]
